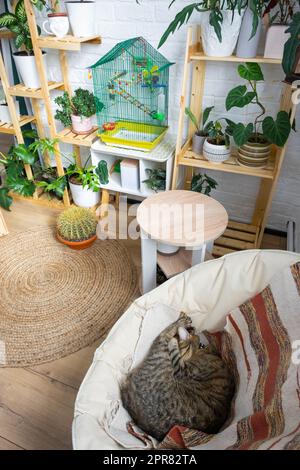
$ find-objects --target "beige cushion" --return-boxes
[73,250,300,450]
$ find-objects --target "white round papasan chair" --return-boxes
[72,249,300,450]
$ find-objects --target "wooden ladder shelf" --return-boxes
[172,26,299,256]
[0,0,102,209]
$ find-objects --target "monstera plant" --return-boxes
[225,63,291,167]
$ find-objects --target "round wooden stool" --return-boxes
[137,190,228,294]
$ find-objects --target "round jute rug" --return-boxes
[0,226,137,367]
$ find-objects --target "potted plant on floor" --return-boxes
[264,0,299,60]
[185,106,214,155]
[54,88,98,135]
[65,154,100,208]
[203,119,231,163]
[225,63,291,168]
[157,1,249,57]
[65,1,96,37]
[57,206,98,250]
[0,0,47,89]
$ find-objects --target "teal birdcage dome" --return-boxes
[90,37,174,151]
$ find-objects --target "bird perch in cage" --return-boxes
[90,37,174,151]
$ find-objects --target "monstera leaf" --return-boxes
[262,112,291,147]
[238,63,264,82]
[7,176,36,197]
[13,144,36,165]
[226,85,256,111]
[0,187,13,211]
[232,123,254,147]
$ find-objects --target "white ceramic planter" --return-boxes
[13,52,47,89]
[65,1,96,37]
[0,101,20,123]
[69,180,100,208]
[236,8,262,59]
[201,10,243,57]
[264,25,289,60]
[71,114,93,134]
[203,139,231,163]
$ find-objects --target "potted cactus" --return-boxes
[56,206,98,250]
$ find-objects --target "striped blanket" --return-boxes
[158,262,300,450]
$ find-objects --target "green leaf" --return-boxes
[13,144,35,164]
[262,111,291,147]
[185,107,199,133]
[0,13,17,29]
[7,176,36,197]
[282,12,300,75]
[249,0,259,39]
[238,63,264,82]
[22,129,39,140]
[15,33,26,49]
[209,9,223,43]
[15,0,27,23]
[226,85,256,111]
[202,106,214,126]
[232,122,254,147]
[158,3,201,48]
[0,187,13,211]
[225,118,236,136]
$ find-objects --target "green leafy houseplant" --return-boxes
[225,63,291,147]
[185,106,214,136]
[66,155,100,193]
[0,0,34,53]
[143,168,166,192]
[191,172,218,195]
[282,11,300,75]
[136,1,254,48]
[54,89,98,128]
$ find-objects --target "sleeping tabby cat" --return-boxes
[121,312,234,441]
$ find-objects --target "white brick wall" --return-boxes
[42,1,300,231]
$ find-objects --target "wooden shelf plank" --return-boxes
[179,149,276,180]
[8,81,64,98]
[0,30,15,40]
[56,126,99,147]
[0,115,36,135]
[11,191,67,210]
[213,220,259,257]
[157,248,213,279]
[37,35,101,51]
[189,51,281,64]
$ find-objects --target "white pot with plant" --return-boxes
[0,1,47,89]
[55,88,99,135]
[65,155,101,208]
[225,63,291,168]
[263,0,297,60]
[185,106,214,156]
[158,2,246,57]
[0,100,20,123]
[203,120,231,163]
[65,1,96,37]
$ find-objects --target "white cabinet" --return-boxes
[91,137,175,200]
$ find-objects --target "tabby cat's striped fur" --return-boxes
[121,312,234,441]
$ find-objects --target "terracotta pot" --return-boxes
[238,136,271,168]
[57,231,97,250]
[71,114,93,134]
[203,138,231,164]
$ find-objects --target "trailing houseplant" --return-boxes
[57,206,98,250]
[263,0,300,59]
[282,11,300,75]
[191,172,218,195]
[225,63,291,167]
[55,88,98,134]
[144,1,250,57]
[143,168,166,192]
[203,118,231,163]
[185,106,214,154]
[0,0,47,88]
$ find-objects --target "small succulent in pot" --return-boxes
[57,206,98,250]
[225,63,291,168]
[203,119,231,164]
[185,106,214,155]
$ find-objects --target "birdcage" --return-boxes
[90,37,174,151]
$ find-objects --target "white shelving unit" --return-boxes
[91,136,175,200]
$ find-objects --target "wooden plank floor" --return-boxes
[0,199,286,449]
